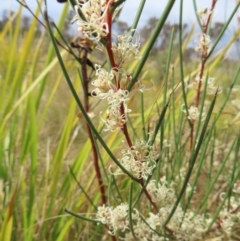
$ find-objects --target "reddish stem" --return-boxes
[203,0,217,34]
[104,3,169,236]
[195,60,206,108]
[120,104,133,147]
[189,123,194,151]
[86,125,107,204]
[81,48,106,205]
[105,6,116,69]
[195,0,217,108]
[190,0,217,151]
[105,4,133,147]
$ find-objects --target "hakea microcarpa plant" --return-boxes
[27,0,240,240]
[67,0,240,240]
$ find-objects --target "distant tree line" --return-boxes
[0,9,224,60]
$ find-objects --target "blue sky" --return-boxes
[2,0,239,30]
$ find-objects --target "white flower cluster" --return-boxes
[96,203,138,235]
[91,65,132,132]
[96,177,209,240]
[188,73,220,95]
[181,104,206,122]
[218,192,240,236]
[91,65,115,93]
[147,178,176,205]
[195,8,212,56]
[195,33,211,56]
[112,31,141,66]
[233,181,240,194]
[73,0,109,41]
[184,6,220,124]
[197,8,213,27]
[134,178,208,241]
[114,139,157,179]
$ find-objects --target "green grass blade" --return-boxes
[128,0,176,91]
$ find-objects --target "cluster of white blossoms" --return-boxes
[96,203,137,235]
[96,177,210,240]
[91,68,142,132]
[73,0,124,41]
[188,73,220,95]
[181,104,206,122]
[146,178,208,240]
[195,33,211,56]
[112,31,141,66]
[217,192,240,237]
[147,178,176,205]
[91,66,132,132]
[182,7,217,121]
[73,0,109,41]
[113,140,157,179]
[197,8,213,27]
[195,8,212,56]
[92,48,143,132]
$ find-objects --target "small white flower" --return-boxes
[195,33,211,56]
[197,8,212,18]
[116,68,146,92]
[219,209,235,234]
[200,34,211,47]
[146,179,176,205]
[112,30,141,66]
[115,140,157,179]
[106,89,130,108]
[117,153,156,179]
[175,212,207,240]
[73,0,109,41]
[188,74,220,95]
[111,203,129,234]
[181,104,206,122]
[96,204,113,225]
[146,212,162,230]
[101,109,126,132]
[96,203,136,236]
[233,181,240,194]
[91,65,115,93]
[92,66,132,132]
[197,8,213,26]
[98,89,131,132]
[188,106,200,120]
